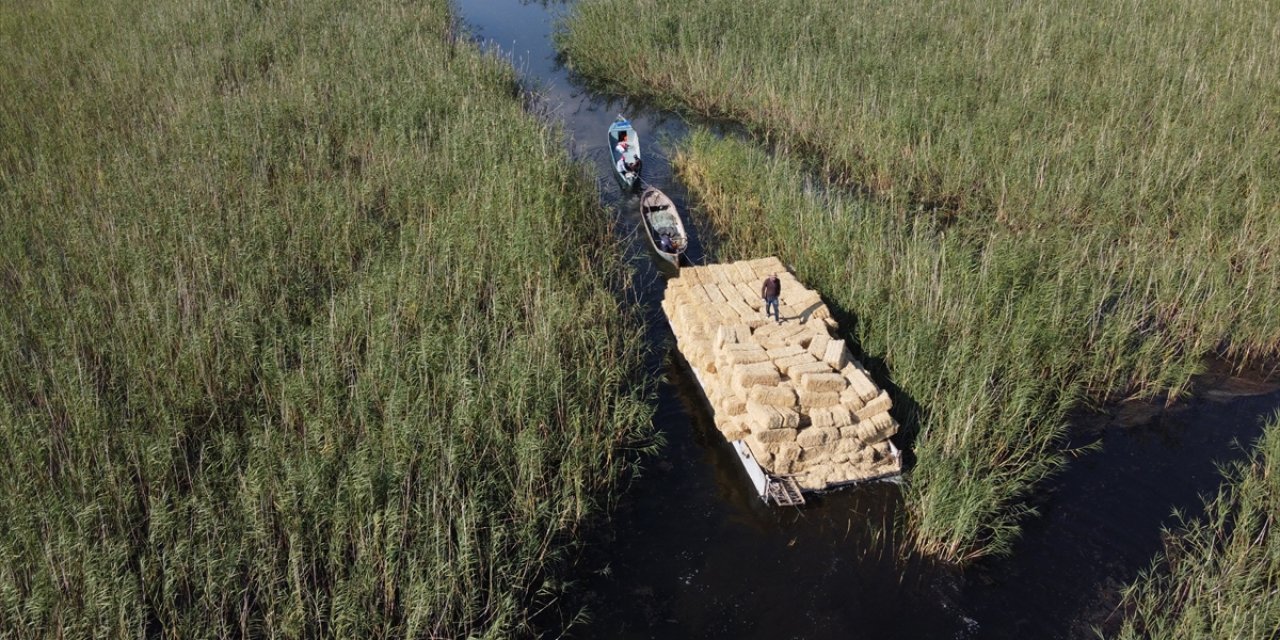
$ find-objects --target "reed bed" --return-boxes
[559,0,1280,360]
[0,0,651,637]
[1110,415,1280,639]
[561,0,1280,563]
[674,131,1211,563]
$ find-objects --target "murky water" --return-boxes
[455,2,1280,638]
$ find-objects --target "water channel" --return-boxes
[456,2,1280,638]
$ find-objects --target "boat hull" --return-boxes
[640,186,688,268]
[608,118,641,192]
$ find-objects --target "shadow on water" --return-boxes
[455,2,1280,639]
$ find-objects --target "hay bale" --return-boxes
[822,339,852,369]
[864,413,898,442]
[827,405,856,428]
[758,324,808,349]
[871,440,894,461]
[748,256,785,275]
[711,264,735,285]
[786,360,833,380]
[774,442,801,465]
[735,283,762,308]
[799,389,841,409]
[776,406,801,428]
[693,352,716,373]
[798,443,837,463]
[808,304,832,320]
[751,323,780,345]
[839,366,880,399]
[854,390,892,420]
[713,325,737,351]
[775,323,812,344]
[721,345,770,367]
[748,384,797,408]
[774,352,818,373]
[733,299,760,320]
[842,363,880,402]
[836,438,868,455]
[807,333,831,359]
[850,420,879,442]
[796,427,839,447]
[745,401,783,430]
[742,434,778,462]
[846,446,870,463]
[754,449,776,468]
[799,372,846,393]
[840,462,877,482]
[766,344,806,360]
[720,419,751,441]
[808,407,834,428]
[723,394,747,416]
[839,387,866,412]
[756,427,798,444]
[733,362,780,389]
[722,262,748,284]
[802,463,834,482]
[797,473,827,491]
[701,283,728,304]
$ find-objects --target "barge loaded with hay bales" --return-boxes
[661,257,902,505]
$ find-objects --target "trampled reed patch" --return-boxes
[0,0,651,636]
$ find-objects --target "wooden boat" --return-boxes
[608,116,641,192]
[639,186,688,267]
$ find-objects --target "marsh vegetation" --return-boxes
[0,0,651,636]
[1115,415,1280,639]
[559,0,1280,576]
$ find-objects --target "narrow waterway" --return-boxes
[456,2,1280,638]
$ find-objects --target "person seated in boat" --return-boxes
[616,153,632,178]
[615,132,641,173]
[658,233,674,253]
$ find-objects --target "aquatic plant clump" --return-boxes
[0,0,651,637]
[1111,415,1280,639]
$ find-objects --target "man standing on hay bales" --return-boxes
[762,272,781,323]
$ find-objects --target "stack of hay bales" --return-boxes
[661,257,901,491]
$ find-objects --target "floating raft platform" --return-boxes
[662,257,903,505]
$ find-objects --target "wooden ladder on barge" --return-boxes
[766,477,805,506]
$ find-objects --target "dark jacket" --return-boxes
[761,275,781,300]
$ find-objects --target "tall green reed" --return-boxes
[674,130,1202,563]
[0,0,652,637]
[1111,415,1280,639]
